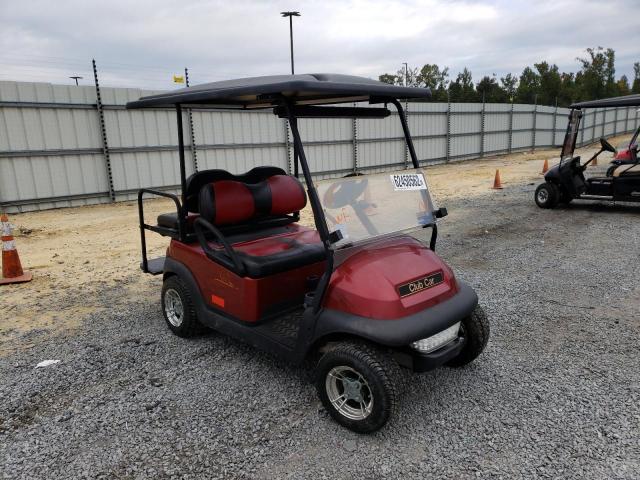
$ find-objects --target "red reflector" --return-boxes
[211,295,225,308]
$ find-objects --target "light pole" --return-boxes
[69,76,83,86]
[281,11,300,74]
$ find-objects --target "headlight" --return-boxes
[410,322,460,353]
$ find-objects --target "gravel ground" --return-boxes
[1,180,639,479]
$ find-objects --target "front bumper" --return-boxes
[314,280,478,348]
[395,336,465,372]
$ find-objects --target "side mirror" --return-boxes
[600,137,617,154]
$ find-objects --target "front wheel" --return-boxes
[535,182,559,209]
[447,305,490,367]
[316,342,401,433]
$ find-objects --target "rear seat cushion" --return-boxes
[199,175,306,226]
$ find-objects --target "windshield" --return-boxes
[316,168,437,249]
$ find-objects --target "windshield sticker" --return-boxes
[390,173,427,191]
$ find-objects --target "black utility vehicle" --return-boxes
[535,94,640,208]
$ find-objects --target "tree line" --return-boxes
[379,47,640,106]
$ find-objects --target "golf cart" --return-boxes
[535,94,640,209]
[606,121,639,176]
[128,74,489,433]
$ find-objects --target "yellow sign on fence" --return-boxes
[173,75,185,84]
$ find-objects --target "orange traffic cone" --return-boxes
[592,156,598,167]
[492,169,503,190]
[0,213,32,285]
[541,158,549,175]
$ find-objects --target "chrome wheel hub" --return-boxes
[537,189,549,203]
[164,289,184,327]
[325,366,373,420]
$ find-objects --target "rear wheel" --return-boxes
[447,305,490,367]
[316,342,400,433]
[535,182,559,209]
[161,276,204,337]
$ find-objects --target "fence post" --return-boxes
[479,94,486,158]
[92,59,115,202]
[551,97,558,147]
[352,102,358,174]
[507,102,514,154]
[531,94,537,151]
[579,110,585,146]
[613,106,618,137]
[446,95,451,162]
[625,106,630,132]
[592,109,596,143]
[184,68,198,172]
[283,119,292,175]
[601,109,606,139]
[404,100,410,168]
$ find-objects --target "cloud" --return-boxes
[0,0,637,89]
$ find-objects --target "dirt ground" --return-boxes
[0,137,627,356]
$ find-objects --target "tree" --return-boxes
[416,64,449,101]
[378,73,401,85]
[632,62,640,94]
[500,73,518,102]
[476,75,507,103]
[448,68,477,102]
[534,62,561,106]
[557,72,577,107]
[516,67,539,104]
[576,47,615,100]
[616,75,630,96]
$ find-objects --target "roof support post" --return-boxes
[284,103,333,315]
[391,99,419,169]
[176,104,188,205]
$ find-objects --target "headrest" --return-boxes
[184,166,287,212]
[199,175,306,226]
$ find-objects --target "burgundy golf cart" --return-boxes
[128,74,489,432]
[535,94,640,209]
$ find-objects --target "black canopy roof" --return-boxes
[570,94,640,109]
[126,73,431,109]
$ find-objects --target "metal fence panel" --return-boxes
[0,80,636,213]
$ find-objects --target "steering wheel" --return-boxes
[322,178,369,209]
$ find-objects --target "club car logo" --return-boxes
[397,272,444,298]
[390,173,427,191]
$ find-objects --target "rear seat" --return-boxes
[196,169,325,278]
[156,166,289,232]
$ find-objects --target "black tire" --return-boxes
[316,342,400,433]
[606,165,617,177]
[534,182,559,209]
[447,305,490,368]
[161,275,204,337]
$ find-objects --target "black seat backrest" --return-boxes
[184,166,287,213]
[198,172,307,230]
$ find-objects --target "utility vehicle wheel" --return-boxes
[606,165,617,177]
[316,342,400,433]
[535,182,559,209]
[161,276,204,337]
[447,305,490,368]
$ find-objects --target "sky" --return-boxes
[1,0,638,91]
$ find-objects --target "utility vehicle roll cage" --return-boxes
[128,74,439,309]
